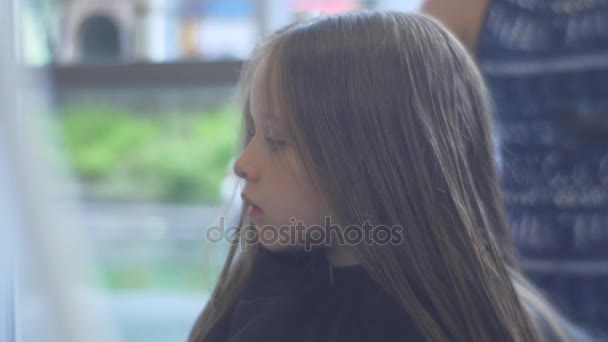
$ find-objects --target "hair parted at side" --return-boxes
[189,10,569,342]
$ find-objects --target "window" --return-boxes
[8,1,423,341]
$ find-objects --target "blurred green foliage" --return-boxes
[59,105,241,204]
[99,263,222,291]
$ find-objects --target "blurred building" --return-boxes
[51,0,420,64]
[57,0,257,64]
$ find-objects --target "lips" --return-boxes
[241,192,264,215]
[248,205,263,219]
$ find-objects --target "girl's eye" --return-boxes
[265,137,286,152]
[246,127,255,140]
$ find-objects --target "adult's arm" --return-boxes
[421,0,489,53]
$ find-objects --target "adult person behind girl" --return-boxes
[189,11,591,342]
[424,0,608,336]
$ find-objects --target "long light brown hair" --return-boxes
[190,11,568,342]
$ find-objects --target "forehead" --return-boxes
[249,57,283,123]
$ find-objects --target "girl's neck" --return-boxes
[325,245,360,267]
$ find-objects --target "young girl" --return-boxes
[189,11,590,342]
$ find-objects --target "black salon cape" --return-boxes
[203,248,422,342]
[201,248,593,342]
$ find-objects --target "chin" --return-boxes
[258,239,300,252]
[255,222,329,253]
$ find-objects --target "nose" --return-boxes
[234,148,259,182]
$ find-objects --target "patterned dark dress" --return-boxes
[476,0,608,335]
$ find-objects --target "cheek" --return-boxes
[283,181,328,225]
[290,159,329,221]
[256,216,328,252]
[270,156,328,224]
[257,151,332,248]
[273,193,328,248]
[258,173,330,250]
[266,193,326,228]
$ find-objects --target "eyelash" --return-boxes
[246,127,285,152]
[246,127,255,140]
[265,137,286,152]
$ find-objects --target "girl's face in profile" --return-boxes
[234,60,330,251]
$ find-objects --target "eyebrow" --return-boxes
[261,118,278,135]
[254,109,282,124]
[260,110,282,123]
